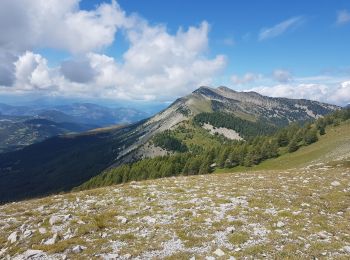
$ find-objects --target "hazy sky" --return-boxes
[0,0,349,105]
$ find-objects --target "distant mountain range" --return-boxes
[0,102,149,125]
[0,103,150,152]
[0,86,340,202]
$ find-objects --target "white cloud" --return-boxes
[231,73,260,85]
[0,51,16,86]
[336,10,350,25]
[272,69,292,83]
[0,1,226,101]
[3,22,226,101]
[14,51,53,90]
[330,81,350,105]
[87,21,226,100]
[60,60,96,83]
[249,81,350,106]
[259,16,304,41]
[0,0,128,53]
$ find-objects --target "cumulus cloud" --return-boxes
[0,1,226,101]
[60,60,96,83]
[14,51,53,90]
[330,81,350,105]
[0,0,128,53]
[0,51,16,86]
[1,20,226,101]
[272,69,292,83]
[336,10,350,25]
[86,21,226,100]
[249,81,350,106]
[259,16,304,41]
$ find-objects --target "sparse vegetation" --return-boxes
[79,108,350,191]
[1,134,349,259]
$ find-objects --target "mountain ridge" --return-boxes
[0,86,340,202]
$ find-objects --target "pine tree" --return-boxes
[303,128,318,145]
[288,138,299,153]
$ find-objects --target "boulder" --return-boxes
[23,230,33,238]
[214,248,225,256]
[72,245,86,254]
[8,231,18,243]
[12,250,48,260]
[44,233,59,245]
[331,181,340,187]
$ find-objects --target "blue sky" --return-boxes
[0,0,349,105]
[81,0,350,77]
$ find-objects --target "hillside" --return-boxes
[0,121,349,259]
[0,120,147,203]
[0,87,340,202]
[0,116,96,153]
[0,102,150,153]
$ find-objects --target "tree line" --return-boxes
[193,112,277,139]
[77,108,350,191]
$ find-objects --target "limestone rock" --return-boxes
[8,231,18,243]
[214,248,225,256]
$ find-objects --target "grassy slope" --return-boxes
[216,120,350,173]
[172,121,224,149]
[1,133,349,259]
[1,120,349,259]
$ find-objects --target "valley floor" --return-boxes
[1,160,350,259]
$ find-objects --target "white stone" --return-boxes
[72,245,86,253]
[331,181,340,187]
[49,215,62,225]
[318,231,330,240]
[276,221,285,228]
[12,249,48,260]
[205,257,215,260]
[23,230,33,238]
[44,233,58,245]
[102,253,119,260]
[117,216,128,224]
[8,231,18,243]
[226,226,235,233]
[342,246,350,253]
[142,216,156,224]
[214,248,225,256]
[63,214,72,221]
[39,227,47,234]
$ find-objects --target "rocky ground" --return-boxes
[1,158,350,260]
[202,123,242,141]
